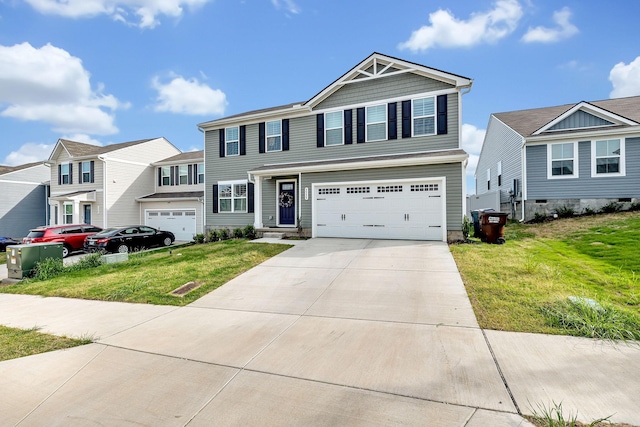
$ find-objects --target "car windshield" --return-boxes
[26,230,45,238]
[93,228,121,237]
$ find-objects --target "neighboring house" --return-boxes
[136,150,205,241]
[0,162,50,238]
[475,95,640,220]
[198,52,473,241]
[46,138,181,228]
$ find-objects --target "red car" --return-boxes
[23,224,103,258]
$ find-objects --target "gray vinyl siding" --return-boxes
[548,110,613,131]
[316,73,454,110]
[475,116,523,202]
[300,163,464,231]
[526,137,640,199]
[0,183,46,238]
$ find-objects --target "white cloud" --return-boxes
[398,0,523,52]
[271,0,300,14]
[0,42,123,135]
[23,0,211,29]
[522,7,578,43]
[4,142,54,165]
[461,123,486,179]
[152,75,227,116]
[609,56,640,98]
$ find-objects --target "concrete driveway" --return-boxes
[1,238,636,425]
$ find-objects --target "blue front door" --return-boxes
[278,182,296,226]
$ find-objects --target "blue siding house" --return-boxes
[198,53,474,241]
[475,96,640,220]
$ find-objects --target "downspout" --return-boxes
[198,125,206,233]
[98,155,107,228]
[520,139,526,222]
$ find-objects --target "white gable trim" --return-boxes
[532,102,638,135]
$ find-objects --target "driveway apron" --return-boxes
[0,238,529,426]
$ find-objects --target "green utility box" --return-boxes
[6,243,63,279]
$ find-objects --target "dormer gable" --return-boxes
[533,101,638,135]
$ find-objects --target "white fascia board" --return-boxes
[525,126,640,144]
[532,102,639,135]
[250,152,468,177]
[198,104,309,130]
[136,197,201,202]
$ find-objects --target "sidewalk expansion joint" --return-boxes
[480,328,521,415]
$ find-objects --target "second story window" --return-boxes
[60,163,71,184]
[161,167,171,186]
[366,104,387,142]
[197,163,204,184]
[179,165,188,185]
[81,161,93,183]
[325,111,343,146]
[413,97,435,136]
[266,120,282,152]
[226,127,239,156]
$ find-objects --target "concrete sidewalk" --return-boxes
[0,238,638,426]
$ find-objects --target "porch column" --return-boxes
[253,176,263,229]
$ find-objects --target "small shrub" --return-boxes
[233,228,244,239]
[218,228,230,241]
[628,201,640,212]
[206,229,219,243]
[32,257,65,280]
[582,206,597,216]
[461,215,472,240]
[193,233,205,244]
[243,224,257,240]
[529,212,548,224]
[600,201,622,214]
[555,205,575,218]
[67,253,103,272]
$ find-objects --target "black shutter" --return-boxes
[219,129,225,157]
[192,163,198,184]
[248,182,255,213]
[158,167,162,187]
[240,125,246,155]
[90,161,94,183]
[170,166,175,186]
[316,114,324,148]
[259,122,265,153]
[58,164,61,185]
[388,103,397,140]
[344,110,352,145]
[282,119,290,151]
[356,107,365,143]
[402,100,411,138]
[212,185,219,213]
[188,164,193,185]
[69,163,73,184]
[437,94,448,135]
[78,162,82,183]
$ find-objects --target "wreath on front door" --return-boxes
[279,192,294,208]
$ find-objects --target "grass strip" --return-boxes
[0,325,91,362]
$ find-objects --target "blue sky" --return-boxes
[1,0,639,194]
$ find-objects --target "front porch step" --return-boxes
[262,232,285,239]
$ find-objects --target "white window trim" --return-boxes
[81,161,91,183]
[63,203,73,224]
[486,168,491,190]
[225,126,240,157]
[591,138,625,177]
[547,142,579,180]
[61,163,70,185]
[161,166,171,186]
[411,96,436,137]
[218,179,248,213]
[497,161,502,187]
[365,104,387,142]
[324,111,344,146]
[197,163,205,184]
[266,120,283,152]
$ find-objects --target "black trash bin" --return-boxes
[479,211,509,244]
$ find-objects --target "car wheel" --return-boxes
[117,244,129,253]
[62,244,71,258]
[163,237,172,247]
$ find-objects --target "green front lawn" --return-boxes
[451,212,640,339]
[0,325,91,362]
[0,240,291,306]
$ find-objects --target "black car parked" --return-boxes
[84,226,175,254]
[0,237,19,252]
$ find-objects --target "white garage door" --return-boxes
[314,179,444,241]
[146,210,196,241]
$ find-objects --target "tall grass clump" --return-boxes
[32,258,65,280]
[528,400,611,427]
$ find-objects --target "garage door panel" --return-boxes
[146,210,196,241]
[315,179,444,241]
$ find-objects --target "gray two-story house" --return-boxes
[198,53,473,241]
[475,96,640,220]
